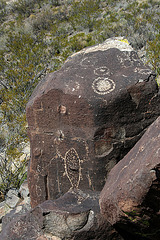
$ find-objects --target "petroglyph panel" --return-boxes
[27,39,159,208]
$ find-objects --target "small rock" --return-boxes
[5,189,20,208]
[19,180,30,199]
[0,201,10,219]
[37,235,61,240]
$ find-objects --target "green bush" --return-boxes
[0,29,51,157]
[146,31,160,77]
[69,0,101,32]
[12,0,44,16]
[0,0,7,23]
[68,32,95,52]
[0,152,28,199]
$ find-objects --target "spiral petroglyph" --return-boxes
[92,77,116,95]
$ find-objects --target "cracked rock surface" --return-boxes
[0,190,99,240]
[100,116,160,240]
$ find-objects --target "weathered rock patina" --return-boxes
[0,189,124,240]
[26,37,160,207]
[100,116,160,240]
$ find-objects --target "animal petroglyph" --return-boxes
[92,77,116,95]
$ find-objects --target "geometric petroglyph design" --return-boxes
[80,56,98,67]
[92,77,116,95]
[134,68,152,75]
[117,53,133,68]
[55,146,82,189]
[94,66,111,76]
[55,136,90,190]
[64,148,81,188]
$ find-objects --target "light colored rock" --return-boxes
[44,210,88,239]
[42,233,61,240]
[5,189,20,208]
[19,142,30,162]
[19,180,30,199]
[0,201,11,220]
[69,37,133,60]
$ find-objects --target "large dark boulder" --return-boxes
[26,38,160,208]
[0,189,123,240]
[100,116,160,240]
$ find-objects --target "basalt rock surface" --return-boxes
[0,190,123,240]
[100,116,160,240]
[26,38,160,208]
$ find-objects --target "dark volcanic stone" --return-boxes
[0,189,124,240]
[26,38,160,208]
[100,116,160,240]
[0,206,44,240]
[0,190,106,240]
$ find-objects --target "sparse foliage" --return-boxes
[69,0,101,32]
[0,152,27,200]
[146,31,160,76]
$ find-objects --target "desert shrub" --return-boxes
[69,0,101,32]
[0,29,51,157]
[29,8,55,32]
[0,0,7,23]
[28,5,69,33]
[11,0,44,17]
[0,151,28,199]
[48,0,61,6]
[68,32,95,52]
[146,31,160,77]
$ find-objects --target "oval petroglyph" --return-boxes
[92,77,116,95]
[94,66,111,76]
[80,56,98,67]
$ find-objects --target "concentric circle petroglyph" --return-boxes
[92,77,116,95]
